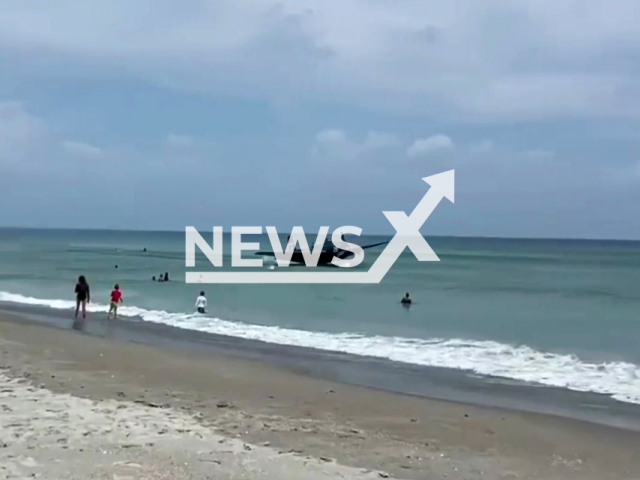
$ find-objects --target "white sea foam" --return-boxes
[2,291,639,405]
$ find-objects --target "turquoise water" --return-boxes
[1,228,639,404]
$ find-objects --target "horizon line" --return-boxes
[1,225,639,243]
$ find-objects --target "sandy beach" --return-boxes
[1,311,640,480]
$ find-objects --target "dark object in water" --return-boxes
[401,292,412,306]
[256,238,389,266]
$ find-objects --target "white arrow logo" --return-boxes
[186,170,455,284]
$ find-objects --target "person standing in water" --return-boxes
[195,291,207,314]
[74,275,90,319]
[107,284,123,320]
[400,292,412,306]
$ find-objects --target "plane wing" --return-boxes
[255,251,277,257]
[334,240,389,259]
[256,240,388,257]
[361,240,390,250]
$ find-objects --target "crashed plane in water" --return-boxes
[255,237,389,267]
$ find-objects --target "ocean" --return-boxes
[1,228,639,405]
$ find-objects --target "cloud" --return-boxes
[166,134,196,148]
[2,3,640,238]
[315,129,346,144]
[61,140,102,158]
[0,101,43,163]
[521,149,555,160]
[470,140,494,155]
[2,1,640,120]
[313,129,399,160]
[407,134,454,158]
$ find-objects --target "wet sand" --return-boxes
[1,311,640,479]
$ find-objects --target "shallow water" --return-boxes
[1,228,639,404]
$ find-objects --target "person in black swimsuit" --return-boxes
[400,292,412,307]
[74,275,90,319]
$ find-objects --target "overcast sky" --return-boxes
[1,0,640,239]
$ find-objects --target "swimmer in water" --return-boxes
[400,292,412,306]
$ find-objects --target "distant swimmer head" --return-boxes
[152,276,156,281]
[405,292,410,298]
[200,291,205,296]
[114,284,120,290]
[115,265,119,269]
[78,275,87,284]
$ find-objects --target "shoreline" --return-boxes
[1,309,640,479]
[2,301,640,432]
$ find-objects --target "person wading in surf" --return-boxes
[74,275,90,319]
[107,284,123,320]
[195,291,207,314]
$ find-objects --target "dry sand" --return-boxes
[0,372,393,479]
[1,312,639,479]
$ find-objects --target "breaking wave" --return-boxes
[2,291,639,405]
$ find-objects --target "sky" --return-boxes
[1,0,640,239]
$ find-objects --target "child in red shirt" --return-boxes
[108,284,123,319]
